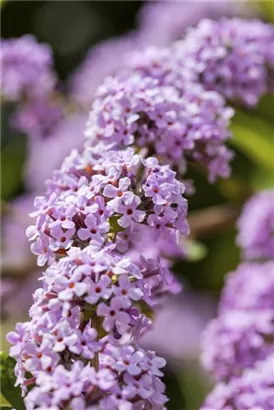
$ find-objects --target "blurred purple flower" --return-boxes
[201,309,274,381]
[237,190,274,260]
[201,354,274,410]
[1,35,56,102]
[219,261,274,313]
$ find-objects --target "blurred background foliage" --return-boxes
[1,2,274,409]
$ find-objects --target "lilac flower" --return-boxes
[78,214,110,244]
[115,196,145,228]
[103,177,133,206]
[113,275,143,302]
[201,354,274,410]
[30,234,55,267]
[85,70,234,182]
[11,97,64,140]
[97,296,131,333]
[219,261,274,313]
[50,225,75,253]
[54,269,87,301]
[69,327,101,359]
[237,190,274,260]
[85,274,112,304]
[201,309,274,381]
[179,18,274,105]
[1,35,56,102]
[24,345,167,409]
[51,320,79,353]
[7,246,168,408]
[7,246,167,382]
[28,148,188,266]
[69,0,251,105]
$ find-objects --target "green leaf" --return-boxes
[250,167,274,191]
[1,134,27,200]
[0,352,25,410]
[230,110,274,172]
[0,0,7,8]
[164,368,186,410]
[1,406,12,409]
[255,1,274,23]
[184,239,207,262]
[109,215,124,233]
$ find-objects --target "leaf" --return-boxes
[1,406,12,409]
[184,239,207,262]
[230,110,274,173]
[255,1,274,23]
[1,134,27,200]
[0,0,7,8]
[109,215,124,233]
[0,352,25,410]
[164,368,186,410]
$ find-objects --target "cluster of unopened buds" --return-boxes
[5,17,274,410]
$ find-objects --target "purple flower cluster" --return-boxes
[70,0,252,106]
[27,147,188,267]
[201,261,274,381]
[201,190,274,407]
[1,35,56,102]
[11,97,64,140]
[237,190,274,260]
[25,347,166,410]
[219,261,274,313]
[85,71,234,182]
[201,305,274,381]
[201,354,274,410]
[8,247,168,408]
[6,17,274,410]
[179,18,274,106]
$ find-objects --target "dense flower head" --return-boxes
[201,354,274,410]
[85,72,234,182]
[178,18,274,106]
[27,147,188,267]
[24,346,167,410]
[1,35,56,102]
[124,46,195,90]
[201,309,274,381]
[219,261,274,313]
[237,190,274,260]
[7,247,168,409]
